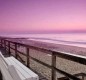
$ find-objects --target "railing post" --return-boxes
[51,52,56,80]
[1,39,3,48]
[0,70,2,80]
[2,39,4,48]
[26,47,30,68]
[8,41,11,56]
[15,43,17,59]
[0,39,2,47]
[2,39,4,47]
[82,76,84,80]
[3,40,5,48]
[4,40,6,53]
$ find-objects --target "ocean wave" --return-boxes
[29,37,86,44]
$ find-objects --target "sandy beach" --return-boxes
[10,39,86,80]
[13,39,86,56]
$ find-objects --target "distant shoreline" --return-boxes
[9,38,86,57]
[1,31,86,36]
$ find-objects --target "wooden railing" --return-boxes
[0,37,86,80]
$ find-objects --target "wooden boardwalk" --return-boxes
[0,47,48,80]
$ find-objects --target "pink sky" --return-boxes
[0,0,86,34]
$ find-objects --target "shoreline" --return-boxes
[16,40,86,79]
[15,38,86,57]
[6,38,86,79]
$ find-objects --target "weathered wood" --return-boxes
[54,67,80,80]
[17,50,26,56]
[4,40,6,53]
[0,39,2,47]
[74,73,86,80]
[5,56,39,80]
[0,52,39,80]
[0,52,14,80]
[51,52,56,80]
[8,41,11,56]
[0,70,2,80]
[26,47,30,68]
[53,51,86,65]
[15,43,17,59]
[17,54,25,63]
[2,40,4,47]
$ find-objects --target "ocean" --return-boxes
[2,33,86,48]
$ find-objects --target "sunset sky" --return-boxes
[0,0,86,34]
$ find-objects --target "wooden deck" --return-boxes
[0,47,48,80]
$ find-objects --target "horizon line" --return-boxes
[0,30,86,35]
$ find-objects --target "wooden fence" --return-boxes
[0,38,86,80]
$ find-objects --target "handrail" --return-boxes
[0,38,86,80]
[5,39,86,65]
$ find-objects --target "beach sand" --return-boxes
[9,39,86,80]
